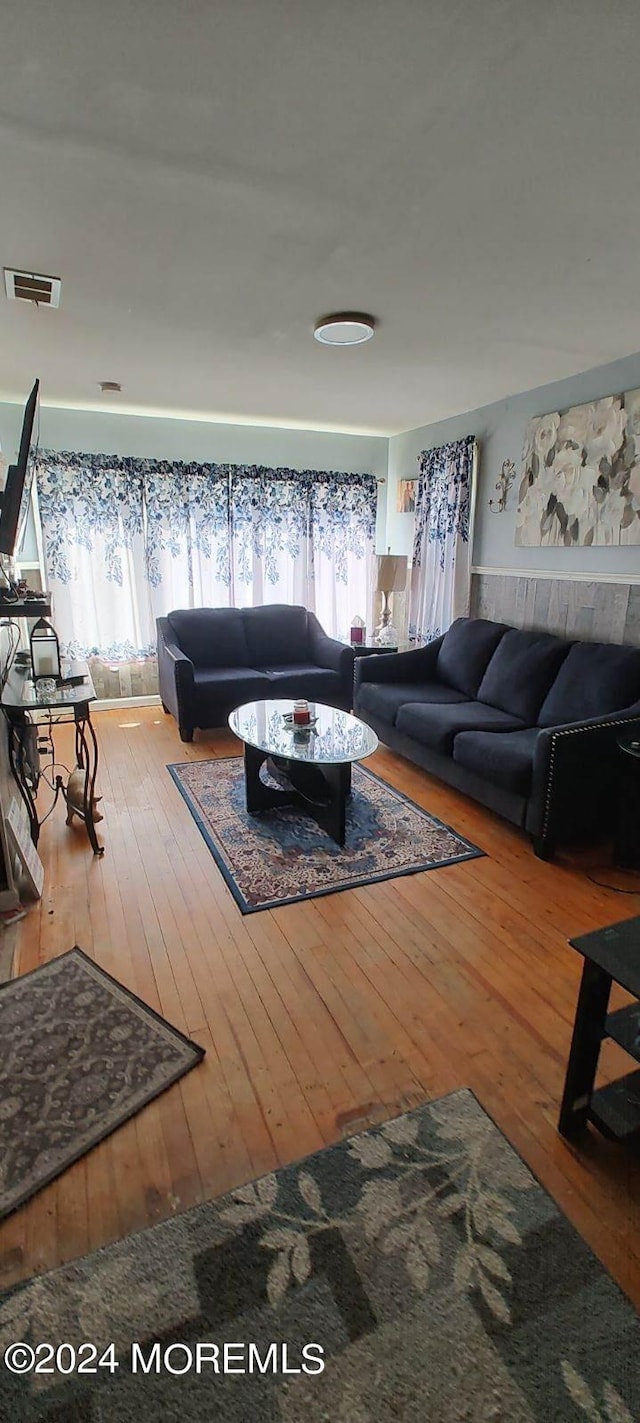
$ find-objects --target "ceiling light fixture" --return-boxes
[99,381,122,393]
[313,313,376,346]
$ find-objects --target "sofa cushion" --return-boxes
[453,727,539,796]
[538,641,640,727]
[192,666,271,719]
[435,618,510,697]
[242,604,310,665]
[357,680,468,726]
[168,607,250,668]
[263,664,342,700]
[395,700,525,754]
[477,629,571,723]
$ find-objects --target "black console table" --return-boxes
[559,916,640,1142]
[1,663,104,856]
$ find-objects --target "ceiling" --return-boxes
[1,0,640,435]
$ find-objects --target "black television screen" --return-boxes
[0,379,39,557]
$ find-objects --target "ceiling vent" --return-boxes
[4,268,61,308]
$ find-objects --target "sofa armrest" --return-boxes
[354,637,444,691]
[309,631,355,678]
[528,701,640,850]
[156,617,195,724]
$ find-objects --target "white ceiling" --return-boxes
[2,0,640,435]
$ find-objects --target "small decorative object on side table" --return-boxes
[559,916,640,1144]
[29,615,61,680]
[615,734,640,870]
[349,615,366,646]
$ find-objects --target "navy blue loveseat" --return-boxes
[354,616,640,857]
[157,604,354,741]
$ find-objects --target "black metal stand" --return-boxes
[5,699,104,856]
[243,742,351,846]
[558,959,612,1138]
[559,917,640,1144]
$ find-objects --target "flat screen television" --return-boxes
[0,378,40,557]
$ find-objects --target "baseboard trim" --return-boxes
[93,694,162,712]
[472,565,640,586]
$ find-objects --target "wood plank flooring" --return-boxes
[1,705,639,1307]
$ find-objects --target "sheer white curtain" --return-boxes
[35,455,152,660]
[408,435,477,644]
[310,480,375,637]
[143,466,231,618]
[228,471,314,612]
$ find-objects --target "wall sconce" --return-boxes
[489,459,516,513]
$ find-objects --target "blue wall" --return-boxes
[388,349,640,578]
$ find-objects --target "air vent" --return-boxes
[4,268,61,308]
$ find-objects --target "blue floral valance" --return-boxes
[36,452,377,585]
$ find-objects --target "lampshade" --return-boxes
[376,555,407,594]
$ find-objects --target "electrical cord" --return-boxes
[585,869,640,894]
[0,619,21,695]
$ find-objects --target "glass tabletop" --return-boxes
[229,699,378,765]
[0,661,95,711]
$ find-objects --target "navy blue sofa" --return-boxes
[354,616,640,857]
[157,604,355,741]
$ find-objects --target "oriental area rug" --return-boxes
[1,1089,637,1421]
[0,948,204,1220]
[168,757,482,912]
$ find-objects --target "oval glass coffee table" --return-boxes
[228,699,378,847]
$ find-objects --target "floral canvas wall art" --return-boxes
[515,391,640,546]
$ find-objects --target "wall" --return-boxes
[4,348,640,651]
[387,348,640,644]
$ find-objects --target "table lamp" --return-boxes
[375,554,407,647]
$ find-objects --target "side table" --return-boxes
[615,734,640,870]
[559,916,640,1142]
[1,664,104,856]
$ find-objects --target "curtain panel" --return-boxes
[408,435,476,645]
[35,453,377,661]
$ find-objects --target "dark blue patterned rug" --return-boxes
[167,757,483,913]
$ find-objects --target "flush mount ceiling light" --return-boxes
[313,312,376,346]
[99,381,122,393]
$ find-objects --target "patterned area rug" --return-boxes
[168,757,482,912]
[0,948,204,1220]
[1,1089,637,1421]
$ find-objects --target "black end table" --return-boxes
[615,734,640,870]
[559,916,640,1143]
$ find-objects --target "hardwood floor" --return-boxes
[2,705,639,1307]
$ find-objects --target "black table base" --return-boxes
[243,743,351,846]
